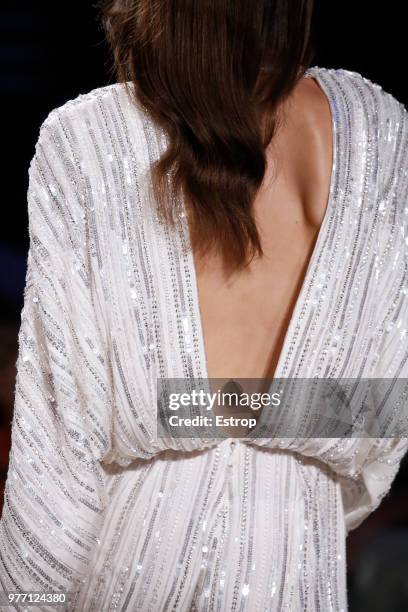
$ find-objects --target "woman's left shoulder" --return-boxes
[323,67,408,194]
[315,65,407,123]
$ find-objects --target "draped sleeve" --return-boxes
[245,96,408,535]
[246,400,408,533]
[332,98,408,533]
[0,112,113,599]
[245,391,408,534]
[261,436,408,534]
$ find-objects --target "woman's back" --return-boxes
[192,73,334,383]
[1,66,408,611]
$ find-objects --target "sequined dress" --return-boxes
[1,66,408,612]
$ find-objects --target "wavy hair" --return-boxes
[98,0,315,273]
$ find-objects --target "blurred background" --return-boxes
[1,2,408,610]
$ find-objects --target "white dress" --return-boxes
[1,66,408,612]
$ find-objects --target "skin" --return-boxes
[193,76,333,393]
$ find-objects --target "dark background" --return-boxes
[1,2,408,610]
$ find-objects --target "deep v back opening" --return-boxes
[182,66,338,397]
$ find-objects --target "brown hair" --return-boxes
[98,0,315,273]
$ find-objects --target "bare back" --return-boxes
[192,76,334,387]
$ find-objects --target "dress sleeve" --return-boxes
[0,114,113,600]
[333,95,408,533]
[246,97,408,536]
[333,437,408,533]
[278,436,408,535]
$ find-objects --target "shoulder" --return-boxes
[31,81,157,190]
[33,82,153,165]
[27,86,138,278]
[317,67,408,189]
[334,69,408,241]
[28,84,131,219]
[31,83,130,168]
[312,66,407,126]
[308,66,408,174]
[39,82,133,133]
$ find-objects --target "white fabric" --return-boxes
[1,66,408,611]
